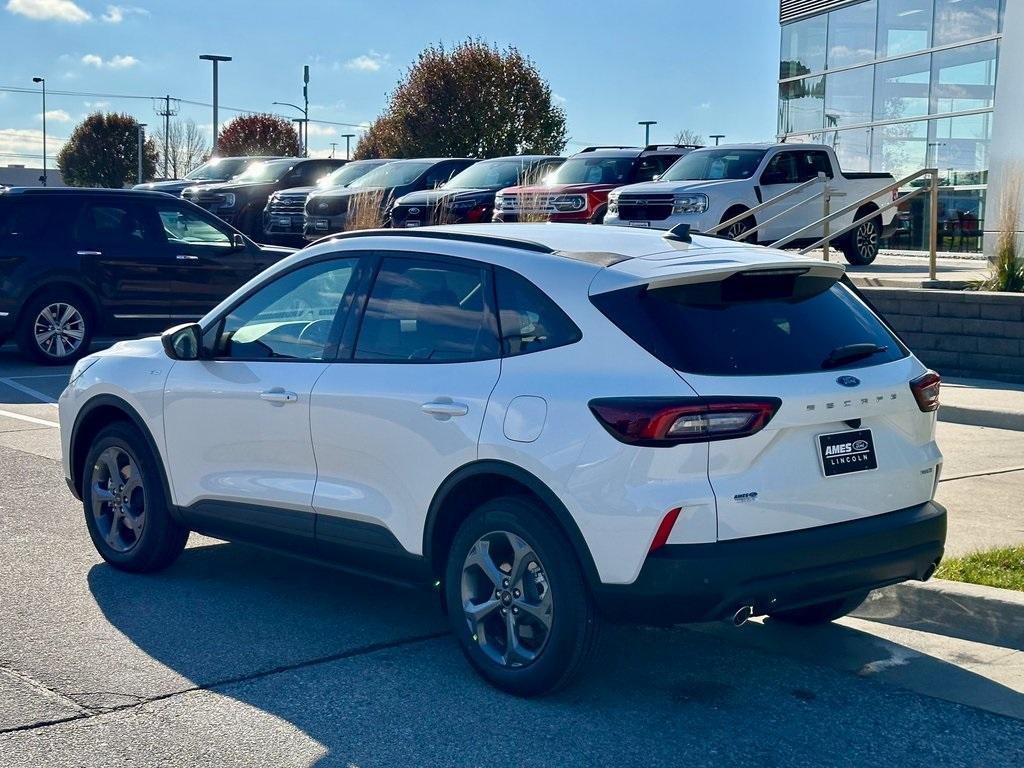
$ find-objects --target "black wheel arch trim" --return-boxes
[69,393,177,521]
[423,459,601,588]
[14,274,101,328]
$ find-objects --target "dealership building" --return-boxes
[777,0,1020,254]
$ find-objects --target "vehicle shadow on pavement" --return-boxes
[85,540,1024,766]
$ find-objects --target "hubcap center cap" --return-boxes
[499,590,513,606]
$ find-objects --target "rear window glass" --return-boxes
[0,198,53,242]
[495,267,581,356]
[591,275,907,376]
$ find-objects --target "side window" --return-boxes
[495,268,581,357]
[72,201,155,246]
[801,150,834,180]
[760,152,800,185]
[424,162,458,188]
[156,204,232,246]
[210,257,360,360]
[354,256,499,362]
[0,198,51,244]
[634,155,673,183]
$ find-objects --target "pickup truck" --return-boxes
[605,143,896,264]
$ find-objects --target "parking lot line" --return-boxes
[0,376,59,406]
[0,408,60,429]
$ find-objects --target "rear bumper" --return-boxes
[593,500,946,624]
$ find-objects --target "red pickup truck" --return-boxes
[492,144,700,224]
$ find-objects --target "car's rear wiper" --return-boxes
[822,342,888,369]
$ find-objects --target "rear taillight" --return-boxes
[589,397,781,446]
[910,370,941,412]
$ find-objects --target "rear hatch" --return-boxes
[590,247,942,540]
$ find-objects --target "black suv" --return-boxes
[262,158,391,246]
[183,158,344,241]
[303,158,477,241]
[133,156,285,197]
[0,188,293,363]
[390,155,563,228]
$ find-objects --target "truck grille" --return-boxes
[616,193,674,221]
[268,194,308,215]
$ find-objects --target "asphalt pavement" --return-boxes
[1,343,1023,767]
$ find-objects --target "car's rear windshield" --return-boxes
[661,149,767,181]
[591,274,907,376]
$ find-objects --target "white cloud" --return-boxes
[39,109,71,122]
[81,53,139,69]
[698,102,711,110]
[305,123,336,137]
[83,100,109,109]
[344,51,389,72]
[0,127,67,161]
[552,93,567,106]
[5,0,90,23]
[101,4,147,23]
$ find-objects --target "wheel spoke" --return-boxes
[101,452,122,485]
[35,328,57,344]
[513,591,553,631]
[39,307,57,326]
[54,335,66,357]
[464,597,500,625]
[63,327,85,341]
[91,483,114,503]
[506,534,536,589]
[503,611,536,666]
[105,509,123,547]
[465,540,504,587]
[58,304,76,325]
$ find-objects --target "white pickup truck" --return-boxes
[605,143,896,264]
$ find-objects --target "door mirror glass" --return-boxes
[161,322,202,360]
[232,232,246,250]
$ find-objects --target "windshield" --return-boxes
[549,156,635,185]
[348,161,432,189]
[231,159,296,183]
[662,149,767,181]
[317,161,385,188]
[446,160,525,189]
[184,157,249,181]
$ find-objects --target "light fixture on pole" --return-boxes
[199,55,232,155]
[710,134,725,146]
[638,120,657,146]
[274,101,308,157]
[341,133,355,159]
[32,77,46,186]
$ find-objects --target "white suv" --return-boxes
[59,223,946,695]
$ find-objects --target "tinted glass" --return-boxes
[233,160,296,183]
[319,161,386,188]
[825,127,872,172]
[827,0,877,68]
[934,0,1001,46]
[185,157,248,181]
[877,0,932,57]
[213,258,359,360]
[779,76,825,134]
[825,66,874,128]
[634,154,678,182]
[349,162,432,189]
[0,198,52,243]
[447,160,528,189]
[72,201,154,245]
[932,41,998,114]
[933,113,992,183]
[762,152,801,184]
[872,119,928,177]
[355,257,498,362]
[780,15,827,78]
[550,156,635,185]
[874,53,930,121]
[495,268,581,356]
[662,149,767,181]
[591,278,905,376]
[156,204,231,246]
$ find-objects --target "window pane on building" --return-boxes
[934,0,1001,46]
[874,53,930,121]
[824,128,873,172]
[932,113,992,185]
[932,41,998,114]
[779,76,825,134]
[781,15,827,77]
[872,119,928,178]
[825,67,874,128]
[877,0,932,57]
[827,0,878,68]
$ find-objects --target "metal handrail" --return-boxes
[704,172,827,237]
[798,185,930,254]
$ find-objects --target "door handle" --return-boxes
[77,250,102,256]
[421,400,469,419]
[176,254,200,261]
[260,389,298,404]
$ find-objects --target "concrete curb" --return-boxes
[939,404,1024,432]
[851,578,1024,650]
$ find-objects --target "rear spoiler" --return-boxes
[608,261,845,294]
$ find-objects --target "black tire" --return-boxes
[769,592,868,625]
[590,205,608,225]
[720,208,756,242]
[841,214,881,265]
[16,289,95,365]
[444,496,600,696]
[82,422,189,573]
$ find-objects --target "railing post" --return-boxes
[822,183,831,262]
[928,169,938,281]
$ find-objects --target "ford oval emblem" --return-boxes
[837,375,861,388]
[409,207,420,215]
[852,439,869,451]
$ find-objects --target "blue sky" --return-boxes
[0,0,780,167]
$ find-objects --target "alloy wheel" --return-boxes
[461,530,553,668]
[856,220,879,261]
[724,219,752,241]
[33,302,85,359]
[90,446,146,553]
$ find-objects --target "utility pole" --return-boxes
[32,77,46,186]
[137,123,147,184]
[710,134,725,146]
[199,54,232,155]
[330,142,337,158]
[342,133,355,159]
[156,94,178,178]
[638,120,657,146]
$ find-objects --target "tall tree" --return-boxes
[155,118,209,179]
[354,40,567,160]
[57,112,158,187]
[216,114,301,157]
[674,128,706,146]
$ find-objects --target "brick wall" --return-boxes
[861,288,1024,384]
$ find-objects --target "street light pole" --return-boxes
[303,65,310,158]
[710,134,725,146]
[274,101,309,157]
[32,77,46,186]
[199,55,232,155]
[342,133,355,159]
[137,123,147,184]
[638,120,657,146]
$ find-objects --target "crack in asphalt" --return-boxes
[0,631,448,737]
[938,465,1024,483]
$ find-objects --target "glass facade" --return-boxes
[778,0,1004,251]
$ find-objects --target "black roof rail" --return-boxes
[643,143,704,152]
[579,145,637,153]
[307,227,555,254]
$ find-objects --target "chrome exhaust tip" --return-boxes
[732,605,754,627]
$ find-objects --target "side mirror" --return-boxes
[231,232,246,250]
[652,174,661,182]
[161,322,203,360]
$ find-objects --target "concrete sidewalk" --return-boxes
[816,250,991,289]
